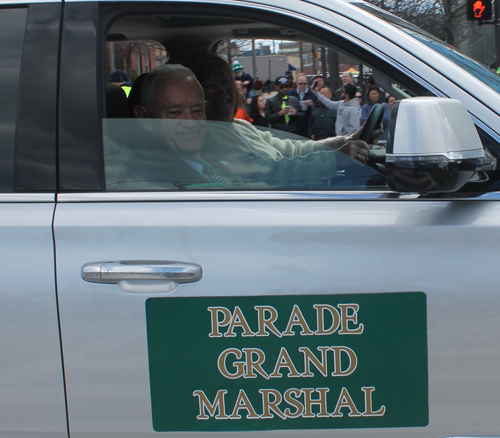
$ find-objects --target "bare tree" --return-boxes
[367,0,467,46]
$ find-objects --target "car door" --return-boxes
[54,1,500,438]
[0,3,67,438]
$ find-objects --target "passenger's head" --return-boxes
[343,83,357,101]
[312,75,324,90]
[386,94,396,110]
[134,64,207,160]
[186,54,238,122]
[110,69,131,85]
[296,74,308,93]
[275,76,289,96]
[320,86,333,100]
[341,71,354,86]
[250,95,265,115]
[368,86,380,104]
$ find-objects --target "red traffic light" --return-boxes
[467,0,493,20]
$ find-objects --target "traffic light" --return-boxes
[467,0,493,21]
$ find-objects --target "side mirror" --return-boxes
[385,97,492,193]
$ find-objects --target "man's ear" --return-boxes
[133,105,154,132]
[134,105,149,119]
[204,100,208,114]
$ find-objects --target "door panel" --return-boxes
[54,199,500,438]
[0,202,67,438]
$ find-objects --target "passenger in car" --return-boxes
[106,64,377,190]
[184,53,375,165]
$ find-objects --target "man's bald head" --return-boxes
[138,64,205,117]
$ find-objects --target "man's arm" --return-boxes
[290,98,306,120]
[315,92,341,110]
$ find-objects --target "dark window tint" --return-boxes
[0,8,27,192]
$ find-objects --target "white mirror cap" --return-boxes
[392,97,484,158]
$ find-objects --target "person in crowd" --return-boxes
[288,73,317,137]
[114,64,369,189]
[363,75,386,104]
[285,72,295,90]
[264,76,305,134]
[263,78,272,94]
[333,71,363,101]
[386,95,396,111]
[234,80,253,123]
[184,53,376,164]
[249,95,268,128]
[110,69,132,97]
[310,75,324,93]
[232,61,254,104]
[254,77,264,95]
[312,83,361,136]
[361,86,390,140]
[308,86,337,140]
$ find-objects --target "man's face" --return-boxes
[313,78,324,90]
[276,82,289,96]
[342,72,353,85]
[369,89,380,104]
[149,75,207,160]
[320,87,333,100]
[296,76,308,93]
[200,69,237,122]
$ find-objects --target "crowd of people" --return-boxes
[214,63,395,142]
[106,56,385,190]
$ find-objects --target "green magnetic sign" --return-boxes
[146,292,428,432]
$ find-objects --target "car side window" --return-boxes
[0,8,27,192]
[101,11,427,192]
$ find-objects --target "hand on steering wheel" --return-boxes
[338,140,370,164]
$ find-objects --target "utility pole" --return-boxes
[321,47,327,84]
[252,39,257,79]
[311,44,317,74]
[299,42,304,71]
[328,50,339,91]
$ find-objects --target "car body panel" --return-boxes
[54,199,500,437]
[0,199,67,438]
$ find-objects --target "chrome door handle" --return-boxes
[82,261,202,284]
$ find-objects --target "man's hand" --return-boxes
[352,123,384,145]
[338,140,370,164]
[305,99,313,107]
[278,106,291,116]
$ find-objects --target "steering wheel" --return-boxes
[359,103,384,143]
[358,103,386,173]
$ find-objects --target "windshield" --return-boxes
[352,1,500,94]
